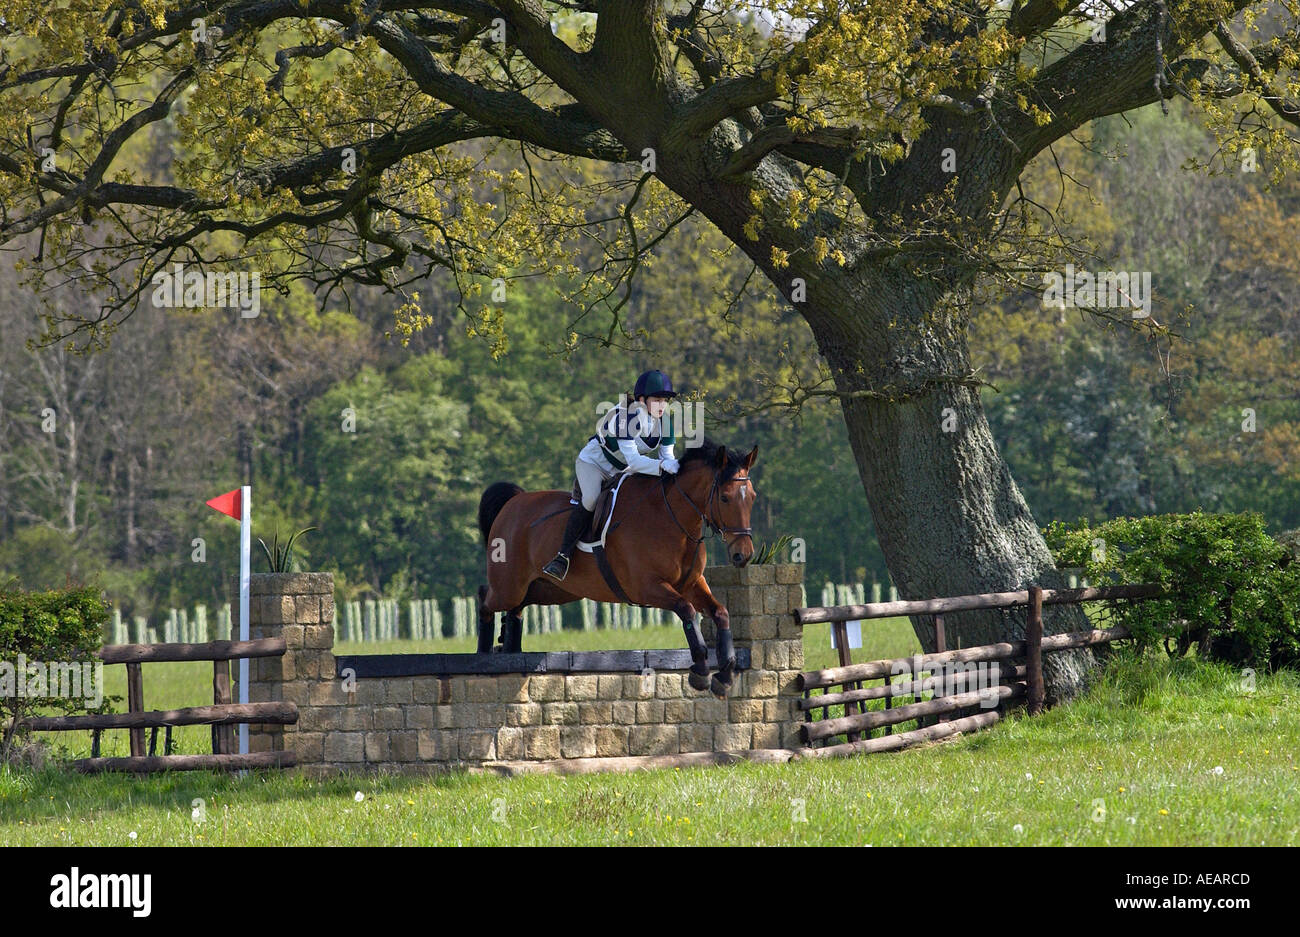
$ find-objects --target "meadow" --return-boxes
[2,617,1296,846]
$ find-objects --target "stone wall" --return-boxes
[243,565,806,777]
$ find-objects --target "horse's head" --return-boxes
[678,439,758,567]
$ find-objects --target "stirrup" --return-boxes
[542,552,570,580]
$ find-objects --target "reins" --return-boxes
[661,464,753,549]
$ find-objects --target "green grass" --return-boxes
[4,653,1297,845]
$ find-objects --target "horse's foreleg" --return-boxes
[503,608,524,654]
[683,579,735,698]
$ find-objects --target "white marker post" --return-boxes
[205,485,254,758]
[238,484,251,755]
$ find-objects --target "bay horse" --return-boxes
[475,439,757,698]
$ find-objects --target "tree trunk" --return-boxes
[803,271,1096,701]
[657,128,1096,700]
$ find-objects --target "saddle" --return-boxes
[569,472,627,546]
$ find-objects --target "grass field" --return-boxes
[3,643,1297,846]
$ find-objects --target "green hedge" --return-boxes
[1043,511,1300,670]
[1,585,110,762]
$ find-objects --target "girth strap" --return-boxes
[592,544,634,604]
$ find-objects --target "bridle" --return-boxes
[662,466,754,552]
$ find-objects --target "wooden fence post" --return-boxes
[1026,585,1044,716]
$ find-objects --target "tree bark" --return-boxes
[657,122,1096,701]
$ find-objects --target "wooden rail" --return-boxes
[793,583,1165,624]
[795,581,1166,756]
[21,638,295,773]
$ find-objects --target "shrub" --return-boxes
[0,586,111,764]
[1043,511,1300,671]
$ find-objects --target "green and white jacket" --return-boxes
[579,400,675,475]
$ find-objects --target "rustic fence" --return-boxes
[21,638,299,773]
[792,583,1165,757]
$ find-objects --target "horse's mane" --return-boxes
[677,437,749,482]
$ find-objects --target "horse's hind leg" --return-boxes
[476,585,498,654]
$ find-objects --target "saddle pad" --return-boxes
[569,471,631,552]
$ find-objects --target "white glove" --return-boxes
[661,457,680,475]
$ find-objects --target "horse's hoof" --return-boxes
[710,674,732,698]
[687,669,711,692]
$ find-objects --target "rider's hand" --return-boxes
[661,457,680,474]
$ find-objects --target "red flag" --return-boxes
[206,488,242,519]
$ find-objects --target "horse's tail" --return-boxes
[478,481,525,546]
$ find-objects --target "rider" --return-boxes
[541,369,681,580]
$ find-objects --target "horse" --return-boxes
[475,438,758,698]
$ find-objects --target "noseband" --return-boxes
[664,467,754,549]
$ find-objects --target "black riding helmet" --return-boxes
[634,369,678,399]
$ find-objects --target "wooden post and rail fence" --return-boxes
[792,582,1166,758]
[20,638,299,773]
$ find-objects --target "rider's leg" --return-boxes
[542,459,602,580]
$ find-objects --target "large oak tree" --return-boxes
[4,0,1299,697]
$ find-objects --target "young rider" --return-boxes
[542,369,681,580]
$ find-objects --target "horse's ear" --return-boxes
[744,444,759,469]
[714,445,727,469]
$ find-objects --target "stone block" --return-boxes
[595,726,629,757]
[787,641,804,670]
[748,670,779,698]
[694,698,728,723]
[384,681,414,705]
[389,732,420,762]
[565,675,599,701]
[654,673,682,698]
[417,730,451,761]
[729,699,764,723]
[635,700,665,723]
[622,673,656,700]
[746,565,776,585]
[495,726,525,760]
[405,705,435,730]
[529,674,566,702]
[465,677,497,702]
[364,733,390,763]
[460,730,496,761]
[747,615,779,640]
[561,726,597,759]
[374,706,405,730]
[324,732,365,762]
[775,564,804,584]
[612,701,638,725]
[629,725,678,756]
[319,594,335,626]
[725,589,757,615]
[295,594,321,624]
[291,732,324,763]
[504,703,542,727]
[497,675,529,703]
[752,723,780,749]
[714,723,752,751]
[764,698,794,722]
[309,681,350,707]
[664,699,694,723]
[413,678,443,704]
[678,724,713,753]
[596,674,623,700]
[280,624,305,648]
[304,625,334,649]
[524,725,561,760]
[542,702,579,725]
[579,701,613,724]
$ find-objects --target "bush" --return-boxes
[0,585,111,763]
[1043,511,1300,671]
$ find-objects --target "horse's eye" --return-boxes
[721,496,729,503]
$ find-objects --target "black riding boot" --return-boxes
[542,503,594,580]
